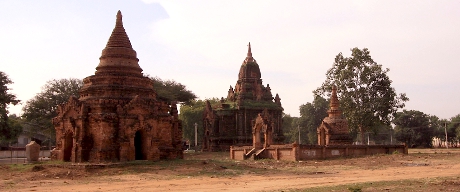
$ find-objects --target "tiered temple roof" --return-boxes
[202,43,284,151]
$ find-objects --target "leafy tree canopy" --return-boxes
[314,48,408,143]
[450,114,460,143]
[179,98,219,146]
[428,116,452,147]
[281,113,299,143]
[148,76,197,104]
[1,114,23,143]
[393,110,435,148]
[0,71,20,141]
[296,95,329,144]
[22,78,83,143]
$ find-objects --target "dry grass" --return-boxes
[0,148,459,191]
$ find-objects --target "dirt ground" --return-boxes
[1,149,460,192]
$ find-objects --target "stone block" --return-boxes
[26,141,41,162]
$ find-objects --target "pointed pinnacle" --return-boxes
[245,42,254,62]
[117,10,122,22]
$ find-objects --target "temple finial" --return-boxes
[245,42,254,62]
[117,10,122,22]
[330,85,338,108]
[275,93,281,106]
[247,42,252,57]
[332,85,337,97]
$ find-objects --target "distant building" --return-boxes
[202,43,285,151]
[14,128,48,147]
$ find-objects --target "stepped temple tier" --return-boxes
[317,85,353,145]
[202,43,285,151]
[51,11,183,162]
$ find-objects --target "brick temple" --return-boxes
[51,11,183,162]
[230,87,405,161]
[202,43,285,151]
[317,86,353,145]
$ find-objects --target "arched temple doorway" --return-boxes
[63,132,73,161]
[319,128,326,146]
[253,123,263,149]
[134,131,144,160]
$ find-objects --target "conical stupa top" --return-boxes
[245,42,255,63]
[328,85,342,117]
[96,10,142,76]
[106,10,133,48]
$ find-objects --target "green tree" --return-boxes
[149,76,197,104]
[430,116,449,147]
[0,71,21,141]
[22,78,83,145]
[393,110,434,148]
[281,113,299,143]
[179,100,205,146]
[296,96,329,144]
[449,114,460,146]
[365,123,393,145]
[314,48,408,143]
[0,114,23,144]
[179,99,220,146]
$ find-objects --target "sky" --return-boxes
[1,0,459,120]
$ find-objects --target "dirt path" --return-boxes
[10,157,460,191]
[2,150,460,191]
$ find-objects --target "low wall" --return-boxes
[297,144,407,160]
[0,150,50,159]
[230,144,298,161]
[230,144,407,161]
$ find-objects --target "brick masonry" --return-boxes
[51,11,183,162]
[202,43,285,151]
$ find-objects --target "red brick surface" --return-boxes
[202,43,284,151]
[51,11,183,162]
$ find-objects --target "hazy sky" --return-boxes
[1,0,459,119]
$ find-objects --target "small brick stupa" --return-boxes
[51,11,183,162]
[202,43,284,151]
[317,86,353,145]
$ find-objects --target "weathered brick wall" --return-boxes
[230,144,407,161]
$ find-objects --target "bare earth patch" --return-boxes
[1,149,460,192]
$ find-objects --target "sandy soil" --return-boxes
[1,149,460,192]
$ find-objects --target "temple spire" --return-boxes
[245,42,254,63]
[247,42,252,57]
[328,85,342,117]
[116,10,122,23]
[96,10,141,75]
[105,10,133,48]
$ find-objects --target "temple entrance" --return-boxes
[134,131,144,160]
[252,122,264,149]
[63,132,73,161]
[319,128,326,146]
